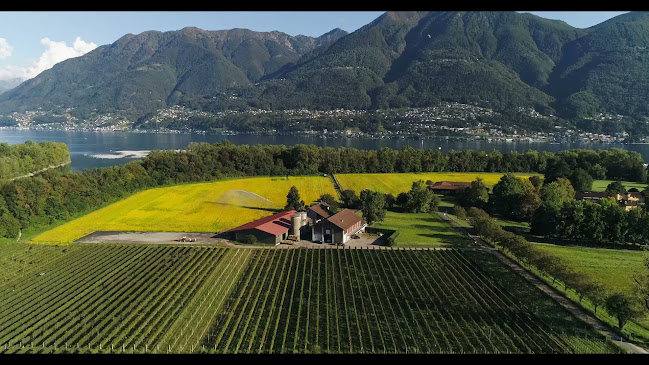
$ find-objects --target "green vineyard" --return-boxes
[0,244,620,354]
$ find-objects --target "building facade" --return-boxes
[312,208,366,244]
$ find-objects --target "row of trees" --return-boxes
[143,142,648,183]
[469,208,645,331]
[0,141,70,180]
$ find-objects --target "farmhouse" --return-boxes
[574,191,610,202]
[428,181,490,195]
[228,210,296,245]
[575,190,646,211]
[312,209,366,244]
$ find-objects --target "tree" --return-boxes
[0,214,20,238]
[544,157,571,183]
[586,283,609,314]
[402,180,440,213]
[539,178,575,210]
[600,197,627,244]
[606,181,626,194]
[245,234,258,244]
[359,189,386,224]
[340,189,360,209]
[453,204,467,220]
[492,174,540,221]
[493,173,525,218]
[285,186,304,211]
[383,193,396,210]
[517,180,542,221]
[569,168,593,191]
[318,193,340,213]
[396,192,409,208]
[529,175,543,189]
[457,178,489,208]
[605,294,640,330]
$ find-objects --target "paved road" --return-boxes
[439,212,649,354]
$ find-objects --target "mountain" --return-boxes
[1,11,649,128]
[548,11,649,118]
[0,27,347,118]
[0,78,22,95]
[249,11,586,112]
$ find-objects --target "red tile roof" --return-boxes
[308,202,332,219]
[228,210,296,236]
[429,181,472,191]
[326,209,362,230]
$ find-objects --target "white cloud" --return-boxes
[0,36,97,81]
[0,38,13,59]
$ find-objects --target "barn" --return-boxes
[312,209,366,244]
[228,210,296,245]
[428,181,490,195]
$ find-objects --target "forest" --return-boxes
[0,141,70,180]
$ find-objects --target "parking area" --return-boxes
[282,231,387,248]
[75,230,388,249]
[75,231,224,244]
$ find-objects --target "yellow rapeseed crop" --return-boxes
[335,172,540,196]
[32,176,337,244]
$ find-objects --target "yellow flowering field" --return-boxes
[32,176,336,244]
[335,172,540,196]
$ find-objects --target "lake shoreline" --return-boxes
[2,129,648,172]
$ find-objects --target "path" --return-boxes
[5,161,70,181]
[439,212,649,354]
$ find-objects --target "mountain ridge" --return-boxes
[1,11,648,133]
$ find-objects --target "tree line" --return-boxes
[143,142,647,183]
[469,208,646,331]
[0,140,647,240]
[467,171,649,248]
[0,141,70,180]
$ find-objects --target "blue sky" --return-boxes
[0,11,629,82]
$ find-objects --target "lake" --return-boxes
[1,129,648,172]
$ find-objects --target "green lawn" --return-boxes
[534,244,646,298]
[533,244,649,333]
[592,180,647,192]
[371,211,471,248]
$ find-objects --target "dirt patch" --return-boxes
[75,231,224,244]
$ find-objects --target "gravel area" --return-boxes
[75,231,224,244]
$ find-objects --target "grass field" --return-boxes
[0,245,621,354]
[335,172,539,196]
[516,244,649,344]
[31,176,337,244]
[371,211,470,248]
[592,180,647,192]
[533,245,646,297]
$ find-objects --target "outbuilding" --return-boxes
[228,210,296,245]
